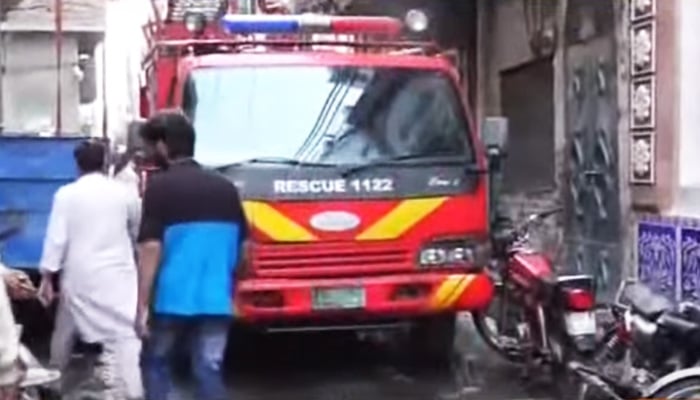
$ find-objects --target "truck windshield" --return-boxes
[182,66,474,168]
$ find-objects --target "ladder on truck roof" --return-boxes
[143,0,238,45]
[142,0,229,70]
[167,0,229,21]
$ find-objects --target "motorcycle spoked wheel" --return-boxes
[647,377,700,399]
[20,387,60,400]
[471,280,530,363]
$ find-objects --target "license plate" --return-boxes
[564,311,597,336]
[312,287,366,310]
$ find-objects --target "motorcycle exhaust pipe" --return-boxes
[567,361,627,400]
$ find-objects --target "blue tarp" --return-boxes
[0,136,87,269]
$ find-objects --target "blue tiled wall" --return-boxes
[680,226,700,302]
[638,218,700,302]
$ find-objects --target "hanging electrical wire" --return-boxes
[293,76,344,159]
[54,0,63,136]
[294,69,359,162]
[300,72,356,161]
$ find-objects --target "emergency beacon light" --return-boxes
[220,14,405,36]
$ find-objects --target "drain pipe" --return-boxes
[54,0,63,136]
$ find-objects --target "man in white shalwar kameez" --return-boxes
[38,140,143,399]
[0,273,23,399]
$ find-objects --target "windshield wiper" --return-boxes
[340,154,483,178]
[214,157,334,172]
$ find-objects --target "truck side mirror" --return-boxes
[481,117,509,158]
[482,117,509,225]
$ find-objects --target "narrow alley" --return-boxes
[56,316,553,400]
[2,0,700,399]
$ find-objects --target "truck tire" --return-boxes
[406,314,456,366]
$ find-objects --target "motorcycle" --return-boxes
[570,279,700,399]
[0,224,60,400]
[471,208,599,394]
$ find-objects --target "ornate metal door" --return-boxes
[563,0,622,300]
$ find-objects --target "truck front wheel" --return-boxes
[405,314,456,366]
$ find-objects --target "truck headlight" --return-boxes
[418,240,490,268]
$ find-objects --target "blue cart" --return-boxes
[0,136,86,271]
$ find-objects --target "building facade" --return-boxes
[0,0,104,136]
[475,0,628,300]
[633,0,700,304]
[477,0,700,303]
[2,0,697,302]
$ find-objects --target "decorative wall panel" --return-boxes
[630,77,655,130]
[629,0,657,185]
[630,0,656,21]
[637,217,700,302]
[638,221,677,300]
[681,224,700,302]
[631,21,656,75]
[630,133,654,183]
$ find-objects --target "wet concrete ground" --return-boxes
[219,315,554,400]
[53,315,556,400]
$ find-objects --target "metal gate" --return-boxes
[563,0,622,300]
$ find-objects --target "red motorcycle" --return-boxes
[472,208,598,393]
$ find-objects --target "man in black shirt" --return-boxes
[136,110,247,400]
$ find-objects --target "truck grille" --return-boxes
[253,242,413,278]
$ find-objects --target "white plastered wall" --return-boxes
[103,0,167,144]
[672,0,700,217]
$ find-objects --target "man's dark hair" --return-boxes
[74,140,106,173]
[139,110,196,158]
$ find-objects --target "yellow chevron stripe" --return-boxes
[442,275,475,308]
[430,275,476,310]
[430,275,465,309]
[356,197,448,241]
[243,201,317,242]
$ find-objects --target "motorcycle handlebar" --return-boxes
[544,206,564,217]
[491,207,563,249]
[529,207,564,222]
[518,207,563,234]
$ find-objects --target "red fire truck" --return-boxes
[136,0,499,362]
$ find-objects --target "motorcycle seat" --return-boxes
[622,282,674,320]
[657,312,700,339]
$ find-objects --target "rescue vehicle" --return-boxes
[135,0,507,362]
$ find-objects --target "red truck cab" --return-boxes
[138,5,495,362]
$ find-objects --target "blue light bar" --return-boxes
[221,15,305,34]
[220,14,404,36]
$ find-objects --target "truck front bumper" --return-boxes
[233,271,494,322]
